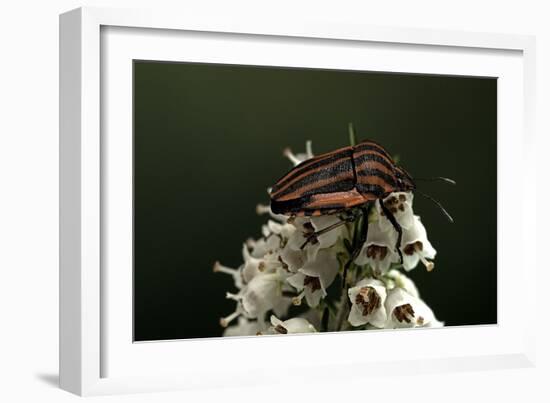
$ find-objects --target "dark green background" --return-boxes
[133,61,497,341]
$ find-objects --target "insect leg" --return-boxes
[300,218,350,250]
[378,198,403,264]
[342,205,370,288]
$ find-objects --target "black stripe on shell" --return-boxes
[353,141,394,161]
[356,168,397,188]
[352,152,396,173]
[271,158,354,199]
[355,183,386,197]
[271,148,352,193]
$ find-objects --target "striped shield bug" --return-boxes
[269,139,453,285]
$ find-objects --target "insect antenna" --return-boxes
[414,176,456,185]
[416,189,454,223]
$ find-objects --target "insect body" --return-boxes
[270,140,415,217]
[270,139,418,286]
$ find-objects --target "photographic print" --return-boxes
[133,61,496,341]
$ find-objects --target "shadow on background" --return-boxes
[35,373,59,388]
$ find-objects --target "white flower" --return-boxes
[241,242,283,283]
[261,223,271,238]
[240,243,264,283]
[384,287,439,328]
[347,278,387,328]
[219,304,246,329]
[384,269,419,298]
[287,215,346,261]
[377,192,415,231]
[266,219,297,242]
[239,272,286,318]
[216,235,286,290]
[272,292,293,318]
[223,317,265,337]
[222,271,288,326]
[287,250,339,308]
[423,318,445,328]
[283,140,314,166]
[354,221,399,275]
[256,203,287,223]
[279,245,307,273]
[269,315,317,334]
[246,232,282,259]
[213,261,243,289]
[400,215,436,272]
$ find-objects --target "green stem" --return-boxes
[348,122,357,146]
[334,212,361,331]
[334,283,350,331]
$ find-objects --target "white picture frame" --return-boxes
[59,6,537,396]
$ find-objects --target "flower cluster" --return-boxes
[215,142,443,336]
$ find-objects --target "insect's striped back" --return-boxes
[269,139,410,216]
[352,140,398,196]
[270,145,355,202]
